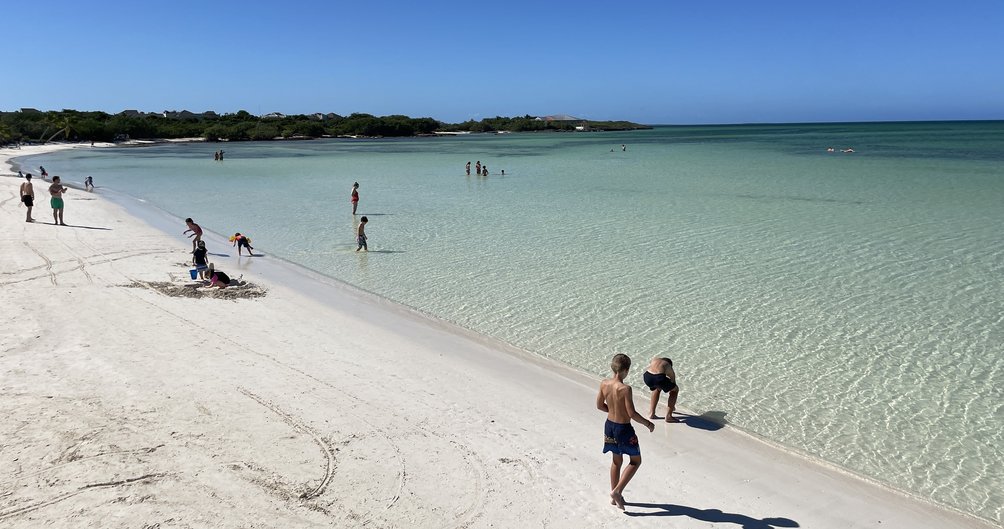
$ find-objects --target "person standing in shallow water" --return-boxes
[597,353,654,511]
[356,216,368,252]
[350,182,360,214]
[465,161,471,175]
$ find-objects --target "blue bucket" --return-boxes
[189,269,198,280]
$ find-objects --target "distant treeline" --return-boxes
[0,110,649,143]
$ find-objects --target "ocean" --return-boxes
[21,121,1004,524]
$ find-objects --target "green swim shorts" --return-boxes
[50,197,64,209]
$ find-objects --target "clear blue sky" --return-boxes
[4,0,1003,124]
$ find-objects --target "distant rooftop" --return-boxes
[536,114,583,122]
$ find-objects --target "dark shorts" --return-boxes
[21,195,33,207]
[603,419,640,457]
[644,371,677,392]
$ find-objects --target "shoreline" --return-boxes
[2,144,998,528]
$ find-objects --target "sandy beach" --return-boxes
[1,144,997,528]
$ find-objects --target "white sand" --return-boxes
[1,145,997,528]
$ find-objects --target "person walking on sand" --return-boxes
[351,182,360,214]
[644,357,680,422]
[183,218,203,251]
[48,176,68,226]
[597,353,654,511]
[356,216,368,252]
[20,173,35,222]
[232,232,254,256]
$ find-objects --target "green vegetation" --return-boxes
[0,109,649,144]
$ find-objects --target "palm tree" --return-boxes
[45,115,77,143]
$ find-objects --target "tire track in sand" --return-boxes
[237,388,335,500]
[22,241,56,285]
[0,473,164,521]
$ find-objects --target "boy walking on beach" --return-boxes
[597,353,654,510]
[356,216,368,252]
[644,357,680,422]
[20,173,35,222]
[183,218,203,251]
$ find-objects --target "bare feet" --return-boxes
[666,416,681,423]
[610,491,625,510]
[649,414,659,420]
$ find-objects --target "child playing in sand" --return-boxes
[597,353,654,510]
[232,232,254,256]
[356,216,368,252]
[183,218,203,251]
[206,263,231,288]
[644,357,680,422]
[192,241,209,280]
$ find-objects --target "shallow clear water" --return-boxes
[24,122,1004,524]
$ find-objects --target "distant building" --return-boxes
[119,109,145,117]
[262,112,286,119]
[536,114,583,122]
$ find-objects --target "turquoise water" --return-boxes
[23,122,1004,524]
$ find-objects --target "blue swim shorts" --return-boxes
[603,419,640,457]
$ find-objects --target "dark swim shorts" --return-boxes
[643,371,677,392]
[21,195,33,207]
[603,419,640,456]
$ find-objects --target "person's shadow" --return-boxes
[675,410,728,431]
[624,502,799,528]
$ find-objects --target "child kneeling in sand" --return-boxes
[597,353,654,510]
[206,263,231,288]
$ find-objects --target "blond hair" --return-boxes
[610,353,631,374]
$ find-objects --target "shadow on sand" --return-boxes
[675,410,728,431]
[50,223,111,231]
[624,502,799,528]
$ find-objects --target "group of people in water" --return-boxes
[212,149,226,161]
[598,354,680,510]
[184,217,254,288]
[465,160,503,176]
[18,166,94,225]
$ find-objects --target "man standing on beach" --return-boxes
[597,353,654,510]
[48,176,67,226]
[643,357,679,422]
[20,173,35,222]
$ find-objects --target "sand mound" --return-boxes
[124,280,267,300]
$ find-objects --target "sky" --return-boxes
[3,0,1003,124]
